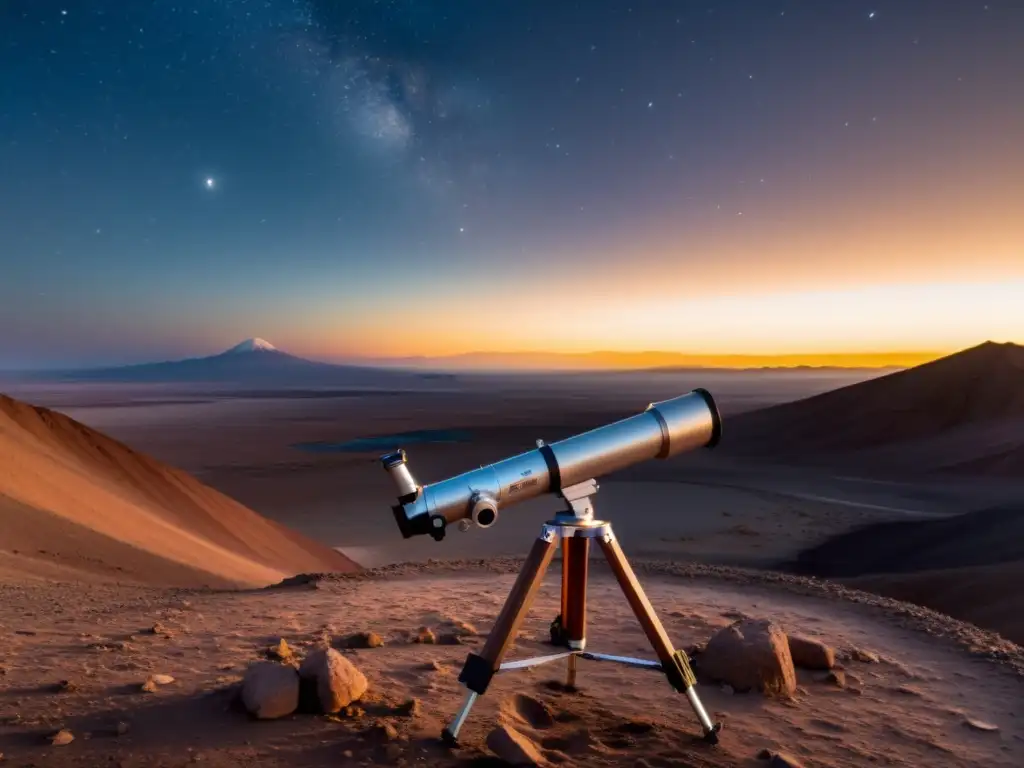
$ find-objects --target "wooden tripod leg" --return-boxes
[564,536,589,649]
[458,531,558,693]
[598,531,721,743]
[563,535,589,688]
[444,531,558,746]
[560,536,571,626]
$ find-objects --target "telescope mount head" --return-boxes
[554,479,600,524]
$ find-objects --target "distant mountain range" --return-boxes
[8,340,949,380]
[354,349,942,372]
[27,338,455,387]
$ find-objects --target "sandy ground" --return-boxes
[1,561,1021,768]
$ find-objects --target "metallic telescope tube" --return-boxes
[382,388,722,540]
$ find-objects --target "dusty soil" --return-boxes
[1,560,1021,768]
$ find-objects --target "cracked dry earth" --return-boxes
[1,560,1022,768]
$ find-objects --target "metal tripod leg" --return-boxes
[597,528,722,744]
[442,528,558,746]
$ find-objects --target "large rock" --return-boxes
[241,662,300,720]
[700,619,797,697]
[787,634,835,670]
[298,648,368,713]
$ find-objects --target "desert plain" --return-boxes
[1,344,1023,767]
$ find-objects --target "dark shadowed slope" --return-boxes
[847,562,1024,646]
[0,392,359,588]
[724,341,1024,475]
[788,504,1024,577]
[788,504,1024,645]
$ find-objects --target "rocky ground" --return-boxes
[1,559,1022,767]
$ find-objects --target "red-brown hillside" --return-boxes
[0,393,358,587]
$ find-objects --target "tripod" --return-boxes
[441,479,721,746]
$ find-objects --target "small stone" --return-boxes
[371,721,399,741]
[964,718,999,732]
[787,635,835,670]
[396,698,421,717]
[140,678,158,693]
[343,750,353,758]
[116,721,130,736]
[346,632,384,649]
[850,648,879,664]
[50,729,74,746]
[756,748,773,760]
[55,679,78,693]
[267,639,294,662]
[150,674,175,685]
[298,648,368,713]
[436,633,464,646]
[412,627,436,644]
[819,670,846,688]
[241,661,300,719]
[446,621,478,637]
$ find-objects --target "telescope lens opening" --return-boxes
[475,507,497,527]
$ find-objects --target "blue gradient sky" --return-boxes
[1,1,1022,368]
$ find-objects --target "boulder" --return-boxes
[298,648,368,713]
[699,619,796,697]
[787,635,835,670]
[486,724,547,766]
[241,662,300,719]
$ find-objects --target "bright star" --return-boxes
[868,11,876,19]
[205,177,215,189]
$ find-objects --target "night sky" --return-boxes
[2,1,1022,368]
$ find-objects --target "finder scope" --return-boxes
[381,388,721,541]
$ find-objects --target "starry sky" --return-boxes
[1,1,1022,368]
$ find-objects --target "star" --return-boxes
[868,11,876,19]
[205,177,215,189]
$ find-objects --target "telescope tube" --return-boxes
[383,388,721,540]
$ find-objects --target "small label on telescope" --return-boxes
[508,477,539,495]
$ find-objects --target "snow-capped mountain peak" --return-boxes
[225,338,278,354]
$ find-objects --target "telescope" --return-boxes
[378,388,724,748]
[381,388,721,541]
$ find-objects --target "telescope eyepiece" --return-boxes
[382,449,419,499]
[381,449,407,469]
